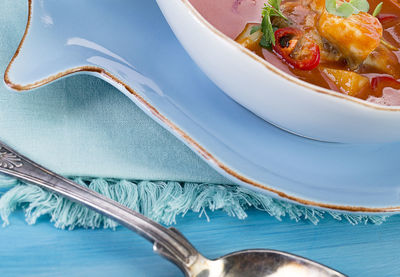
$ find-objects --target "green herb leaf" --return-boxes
[349,0,370,12]
[372,2,383,17]
[261,10,275,46]
[268,0,280,10]
[326,0,338,14]
[326,0,371,18]
[259,35,272,49]
[258,0,288,48]
[250,25,261,34]
[335,2,357,17]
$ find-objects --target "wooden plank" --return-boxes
[0,209,399,276]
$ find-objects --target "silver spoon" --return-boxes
[0,141,346,277]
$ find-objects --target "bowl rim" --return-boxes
[179,0,400,112]
[4,0,400,213]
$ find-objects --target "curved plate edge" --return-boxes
[3,0,400,214]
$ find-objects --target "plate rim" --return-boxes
[4,0,400,213]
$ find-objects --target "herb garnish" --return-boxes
[253,0,382,49]
[251,0,288,48]
[325,0,370,18]
[372,2,383,17]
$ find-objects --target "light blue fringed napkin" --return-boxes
[0,0,387,228]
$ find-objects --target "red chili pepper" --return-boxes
[371,76,400,90]
[370,76,400,97]
[273,27,320,71]
[377,14,399,24]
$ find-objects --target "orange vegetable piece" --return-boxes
[235,23,263,51]
[321,67,369,96]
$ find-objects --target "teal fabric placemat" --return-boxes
[0,0,230,184]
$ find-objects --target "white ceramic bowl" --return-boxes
[156,0,400,143]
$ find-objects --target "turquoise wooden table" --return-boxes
[0,209,399,277]
[1,1,400,276]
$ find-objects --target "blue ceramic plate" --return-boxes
[5,0,400,213]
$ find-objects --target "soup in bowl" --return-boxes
[156,0,400,142]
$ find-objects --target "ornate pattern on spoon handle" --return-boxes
[0,147,23,169]
[0,141,200,275]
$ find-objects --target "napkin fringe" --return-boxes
[0,175,388,229]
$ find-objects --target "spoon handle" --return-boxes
[0,141,199,269]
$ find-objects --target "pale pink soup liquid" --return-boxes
[189,0,264,39]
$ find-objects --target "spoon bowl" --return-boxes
[170,248,345,277]
[196,250,344,277]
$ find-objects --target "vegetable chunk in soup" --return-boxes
[189,0,400,106]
